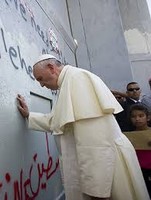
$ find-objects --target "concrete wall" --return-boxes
[1,0,150,198]
[0,0,76,199]
[66,0,133,90]
[118,0,151,95]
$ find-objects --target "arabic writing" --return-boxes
[0,132,59,200]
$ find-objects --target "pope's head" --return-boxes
[33,54,63,90]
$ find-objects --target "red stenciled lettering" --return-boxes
[5,173,11,183]
[0,132,59,199]
[29,163,40,198]
[0,182,3,188]
[4,192,7,200]
[14,169,23,200]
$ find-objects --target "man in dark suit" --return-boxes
[115,82,141,131]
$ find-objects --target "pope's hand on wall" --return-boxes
[17,94,29,118]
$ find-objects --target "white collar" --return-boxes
[130,98,141,103]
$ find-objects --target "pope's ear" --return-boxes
[47,63,55,73]
[47,63,53,68]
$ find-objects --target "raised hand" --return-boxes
[17,94,29,118]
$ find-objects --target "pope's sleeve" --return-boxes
[28,112,53,132]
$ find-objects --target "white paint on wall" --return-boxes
[146,0,151,17]
[124,28,151,54]
[147,32,151,53]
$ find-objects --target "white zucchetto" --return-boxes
[33,54,59,67]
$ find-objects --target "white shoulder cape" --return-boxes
[50,65,123,132]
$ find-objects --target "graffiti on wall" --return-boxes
[0,27,35,80]
[0,133,59,200]
[0,0,68,83]
[4,0,63,58]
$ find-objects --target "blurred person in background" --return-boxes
[124,104,151,198]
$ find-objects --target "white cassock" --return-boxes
[28,65,150,200]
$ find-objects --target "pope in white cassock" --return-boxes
[17,54,150,200]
